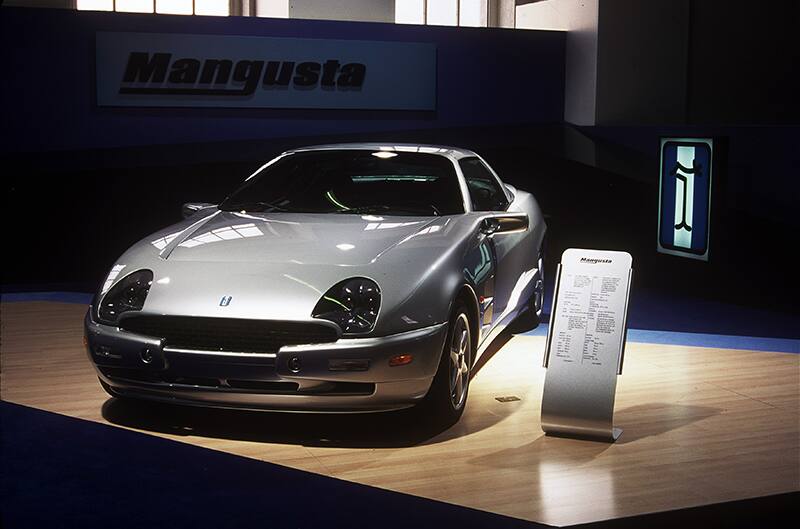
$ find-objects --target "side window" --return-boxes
[459,157,509,211]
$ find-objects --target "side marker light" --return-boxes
[389,354,413,367]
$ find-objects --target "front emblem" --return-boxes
[219,295,232,307]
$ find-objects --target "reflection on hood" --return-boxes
[153,211,451,267]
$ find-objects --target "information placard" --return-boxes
[541,249,633,441]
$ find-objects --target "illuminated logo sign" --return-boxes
[657,138,713,261]
[96,32,436,110]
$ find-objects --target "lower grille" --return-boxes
[98,367,373,396]
[99,366,300,392]
[98,366,161,384]
[118,315,338,353]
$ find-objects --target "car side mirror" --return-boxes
[480,218,501,235]
[480,213,528,235]
[181,202,215,219]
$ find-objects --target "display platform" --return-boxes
[1,300,798,526]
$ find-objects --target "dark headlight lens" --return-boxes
[96,270,153,325]
[312,278,381,335]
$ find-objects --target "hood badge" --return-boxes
[219,295,232,307]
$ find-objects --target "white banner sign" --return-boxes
[541,248,633,441]
[95,32,437,110]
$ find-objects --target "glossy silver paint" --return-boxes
[85,143,547,412]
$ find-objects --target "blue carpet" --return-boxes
[539,281,799,340]
[525,324,799,354]
[625,328,799,353]
[623,289,799,340]
[0,401,546,529]
[0,291,93,304]
[3,289,798,352]
[2,402,796,529]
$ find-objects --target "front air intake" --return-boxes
[119,316,338,354]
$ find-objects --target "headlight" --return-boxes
[96,270,153,325]
[312,277,381,335]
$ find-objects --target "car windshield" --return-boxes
[219,150,464,216]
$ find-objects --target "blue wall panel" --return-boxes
[0,8,565,154]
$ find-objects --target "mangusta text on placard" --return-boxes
[96,32,436,110]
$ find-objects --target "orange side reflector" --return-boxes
[389,354,413,367]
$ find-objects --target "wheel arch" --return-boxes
[452,283,480,364]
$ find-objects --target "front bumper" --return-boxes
[84,311,448,412]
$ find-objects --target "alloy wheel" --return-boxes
[448,313,471,410]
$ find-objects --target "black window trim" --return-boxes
[459,155,512,212]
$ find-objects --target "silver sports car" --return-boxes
[85,143,546,424]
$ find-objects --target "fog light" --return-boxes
[389,354,413,367]
[94,345,120,359]
[328,359,370,371]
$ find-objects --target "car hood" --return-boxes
[160,211,439,267]
[105,209,484,334]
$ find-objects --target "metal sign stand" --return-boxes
[541,249,633,442]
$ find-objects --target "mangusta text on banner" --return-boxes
[96,32,436,110]
[121,53,367,96]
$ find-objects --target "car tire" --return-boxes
[508,245,545,333]
[528,244,546,326]
[421,302,473,427]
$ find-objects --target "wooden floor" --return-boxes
[2,301,798,526]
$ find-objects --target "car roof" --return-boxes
[284,142,480,160]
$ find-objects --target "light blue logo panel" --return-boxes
[657,138,713,261]
[96,32,437,110]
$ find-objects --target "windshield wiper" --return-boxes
[334,205,391,214]
[223,201,293,212]
[334,204,440,216]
